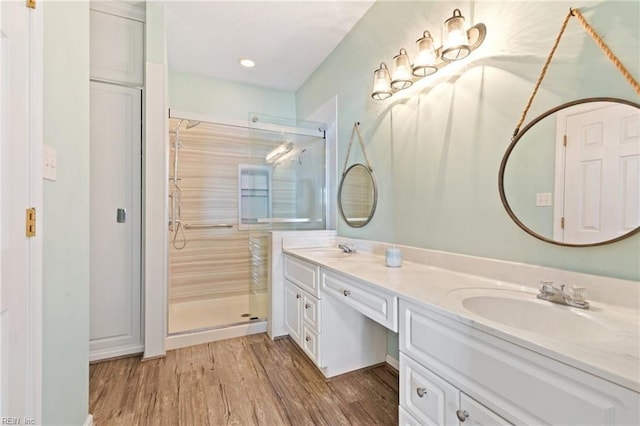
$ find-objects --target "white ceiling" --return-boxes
[165,1,374,92]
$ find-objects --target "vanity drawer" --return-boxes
[322,269,398,331]
[302,292,321,333]
[302,324,321,367]
[400,352,459,425]
[400,299,640,425]
[284,255,320,298]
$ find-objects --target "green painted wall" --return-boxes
[295,0,639,360]
[42,2,90,424]
[169,70,296,121]
[503,118,556,238]
[296,0,640,282]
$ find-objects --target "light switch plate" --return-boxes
[536,192,552,206]
[43,144,56,181]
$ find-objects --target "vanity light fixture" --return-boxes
[412,31,438,77]
[390,48,413,90]
[371,63,393,100]
[371,8,486,100]
[442,9,471,61]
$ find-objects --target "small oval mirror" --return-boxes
[499,97,640,246]
[338,163,378,228]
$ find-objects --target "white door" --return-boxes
[558,103,640,243]
[0,0,42,420]
[89,81,142,361]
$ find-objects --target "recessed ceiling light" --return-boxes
[239,58,255,68]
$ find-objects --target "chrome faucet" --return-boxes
[536,280,589,309]
[338,243,356,253]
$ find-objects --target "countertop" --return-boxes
[283,247,640,393]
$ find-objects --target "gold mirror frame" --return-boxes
[338,163,378,228]
[498,97,640,247]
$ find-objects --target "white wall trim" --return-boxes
[89,1,146,22]
[89,344,144,363]
[28,3,44,421]
[143,62,168,360]
[385,354,399,371]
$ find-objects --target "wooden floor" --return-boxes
[90,333,399,426]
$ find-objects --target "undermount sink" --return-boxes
[448,288,628,343]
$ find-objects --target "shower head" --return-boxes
[186,120,200,129]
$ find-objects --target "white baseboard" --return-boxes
[84,414,94,426]
[89,344,144,363]
[386,354,399,371]
[165,321,267,350]
[267,327,288,340]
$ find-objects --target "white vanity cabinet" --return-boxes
[399,298,640,425]
[282,254,387,377]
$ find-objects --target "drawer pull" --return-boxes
[296,294,301,299]
[305,336,310,342]
[343,290,351,296]
[304,303,310,309]
[456,410,469,422]
[416,387,427,398]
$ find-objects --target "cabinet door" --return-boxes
[459,394,512,425]
[400,353,459,426]
[90,10,144,85]
[284,280,302,344]
[90,82,142,360]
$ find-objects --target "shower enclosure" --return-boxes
[168,113,327,335]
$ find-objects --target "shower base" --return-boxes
[166,293,268,350]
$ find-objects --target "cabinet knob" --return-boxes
[343,290,351,296]
[416,387,427,398]
[304,303,310,309]
[305,336,310,342]
[296,294,301,299]
[456,410,469,422]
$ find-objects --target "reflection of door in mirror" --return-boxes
[555,103,640,243]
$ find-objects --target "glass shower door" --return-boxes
[247,116,326,319]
